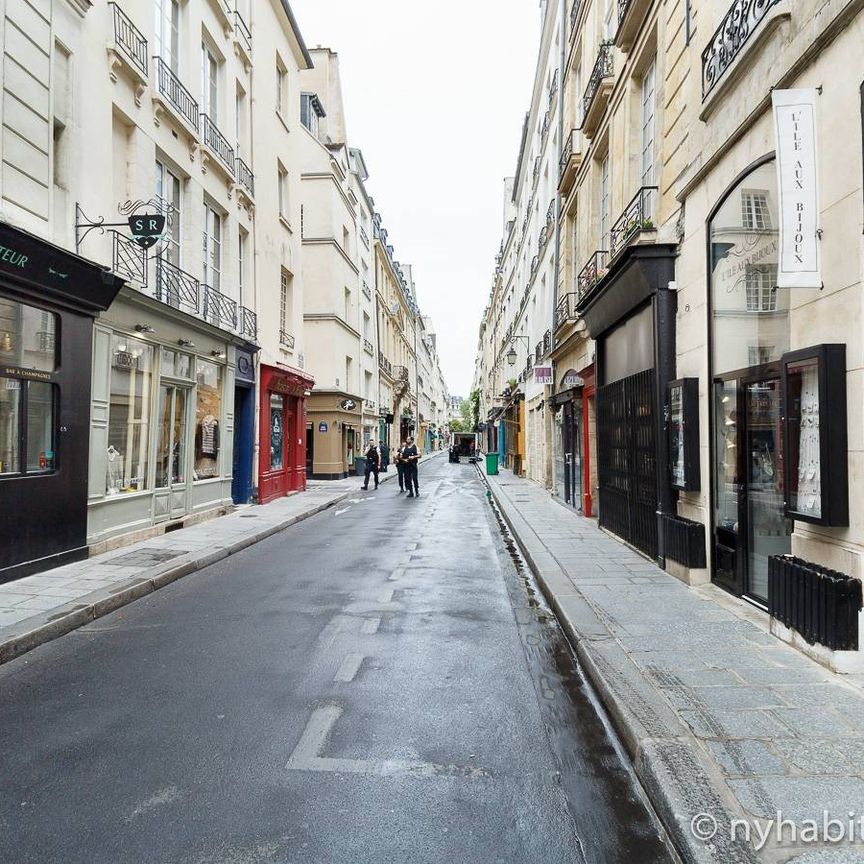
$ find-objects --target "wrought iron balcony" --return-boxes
[570,0,581,33]
[109,3,148,78]
[577,250,610,302]
[532,155,541,183]
[395,365,409,381]
[202,114,235,175]
[235,156,254,198]
[240,306,257,340]
[280,330,295,349]
[543,329,552,354]
[155,256,200,314]
[616,0,652,51]
[378,352,393,377]
[360,226,369,247]
[153,56,198,133]
[546,199,555,227]
[202,284,238,331]
[541,110,550,139]
[530,255,538,276]
[362,280,371,300]
[363,338,374,355]
[549,69,559,106]
[556,292,579,329]
[535,342,542,363]
[111,229,147,285]
[702,0,782,99]
[234,9,252,57]
[559,129,583,194]
[582,43,614,138]
[609,186,657,260]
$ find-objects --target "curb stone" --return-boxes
[0,452,441,667]
[477,464,758,864]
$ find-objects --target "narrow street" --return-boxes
[0,454,672,864]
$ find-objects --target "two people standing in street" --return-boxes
[363,437,420,497]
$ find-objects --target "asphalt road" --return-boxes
[0,454,673,864]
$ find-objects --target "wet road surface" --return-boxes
[0,454,674,863]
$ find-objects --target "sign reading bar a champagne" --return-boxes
[772,89,821,289]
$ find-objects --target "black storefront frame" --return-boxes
[0,221,124,582]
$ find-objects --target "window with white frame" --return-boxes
[155,158,181,267]
[741,191,772,230]
[280,269,293,337]
[276,59,287,115]
[238,229,247,307]
[278,163,288,220]
[745,264,778,312]
[603,0,617,41]
[201,43,218,122]
[641,59,656,217]
[154,0,179,70]
[202,202,221,290]
[300,94,319,138]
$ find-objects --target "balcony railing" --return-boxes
[549,69,559,105]
[111,229,147,284]
[609,186,657,259]
[240,306,257,340]
[570,0,581,31]
[702,0,782,99]
[560,131,574,175]
[202,284,238,331]
[615,0,651,49]
[360,226,369,247]
[153,56,198,133]
[395,365,409,381]
[546,199,555,227]
[530,255,538,276]
[541,110,550,139]
[202,114,235,175]
[577,250,610,302]
[362,280,371,300]
[110,2,148,77]
[583,43,614,124]
[556,292,578,328]
[543,329,551,354]
[532,156,541,183]
[379,352,393,377]
[363,338,374,355]
[234,9,252,56]
[155,256,200,314]
[280,330,295,349]
[236,156,254,197]
[535,342,542,363]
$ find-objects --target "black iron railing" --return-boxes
[543,329,551,353]
[530,255,538,276]
[556,292,578,328]
[570,0,581,30]
[110,2,148,77]
[362,280,371,299]
[360,226,369,246]
[542,110,550,139]
[535,343,542,362]
[583,43,614,120]
[549,69,559,105]
[539,226,548,249]
[532,155,541,183]
[202,114,235,175]
[111,229,147,284]
[155,256,199,314]
[379,352,392,376]
[363,338,374,354]
[153,56,199,132]
[234,9,252,55]
[609,186,657,259]
[236,156,254,197]
[577,250,609,300]
[240,306,257,340]
[560,131,574,175]
[546,199,555,227]
[662,514,707,568]
[202,284,238,330]
[702,0,781,98]
[395,365,409,381]
[280,330,295,349]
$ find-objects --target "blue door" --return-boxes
[232,384,254,504]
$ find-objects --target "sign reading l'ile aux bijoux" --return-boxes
[772,89,821,289]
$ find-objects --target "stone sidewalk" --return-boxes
[482,465,864,864]
[0,453,441,666]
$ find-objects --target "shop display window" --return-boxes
[194,360,222,480]
[106,335,153,494]
[668,378,700,491]
[0,379,20,474]
[270,393,284,470]
[0,297,57,372]
[0,379,56,475]
[161,348,192,379]
[782,344,848,526]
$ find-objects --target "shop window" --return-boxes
[194,359,222,480]
[106,336,154,494]
[269,393,284,470]
[0,379,56,476]
[161,348,192,379]
[0,297,57,372]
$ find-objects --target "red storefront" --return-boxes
[258,364,313,504]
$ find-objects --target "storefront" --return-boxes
[579,244,677,562]
[0,221,124,581]
[259,364,312,501]
[87,289,242,550]
[306,391,361,480]
[551,365,596,515]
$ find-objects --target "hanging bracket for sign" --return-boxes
[75,198,175,254]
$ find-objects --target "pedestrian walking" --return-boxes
[361,440,380,490]
[402,437,420,498]
[394,440,408,493]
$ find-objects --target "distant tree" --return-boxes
[459,398,473,430]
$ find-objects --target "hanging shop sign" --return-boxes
[128,213,167,249]
[562,370,584,388]
[340,398,357,411]
[772,89,821,289]
[75,197,175,256]
[534,365,553,385]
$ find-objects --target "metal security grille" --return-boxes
[597,369,658,559]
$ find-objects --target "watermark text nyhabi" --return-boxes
[690,810,864,851]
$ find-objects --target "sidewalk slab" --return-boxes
[481,464,864,864]
[0,452,443,666]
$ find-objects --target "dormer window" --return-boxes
[300,93,326,138]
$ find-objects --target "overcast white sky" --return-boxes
[289,0,542,398]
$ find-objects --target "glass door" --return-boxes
[155,384,189,518]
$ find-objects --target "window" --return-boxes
[599,153,610,247]
[345,355,352,390]
[238,230,247,307]
[202,203,221,290]
[269,393,284,470]
[194,359,222,480]
[363,312,370,338]
[1,380,56,476]
[748,345,775,366]
[155,159,181,267]
[741,191,771,230]
[154,0,179,70]
[342,226,350,254]
[364,370,372,399]
[0,297,57,372]
[344,286,351,322]
[641,59,656,217]
[603,0,616,41]
[105,335,154,493]
[280,269,293,336]
[276,59,287,115]
[278,163,288,220]
[300,93,320,138]
[745,265,778,312]
[201,43,218,122]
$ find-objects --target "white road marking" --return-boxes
[286,705,490,778]
[377,588,394,604]
[334,508,351,516]
[361,616,381,635]
[334,653,365,683]
[388,567,405,582]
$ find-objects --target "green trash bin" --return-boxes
[485,452,499,476]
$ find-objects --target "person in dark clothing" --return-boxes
[402,437,420,497]
[395,440,407,493]
[361,441,380,490]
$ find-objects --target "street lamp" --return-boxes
[506,335,530,367]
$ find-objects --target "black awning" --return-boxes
[0,220,125,315]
